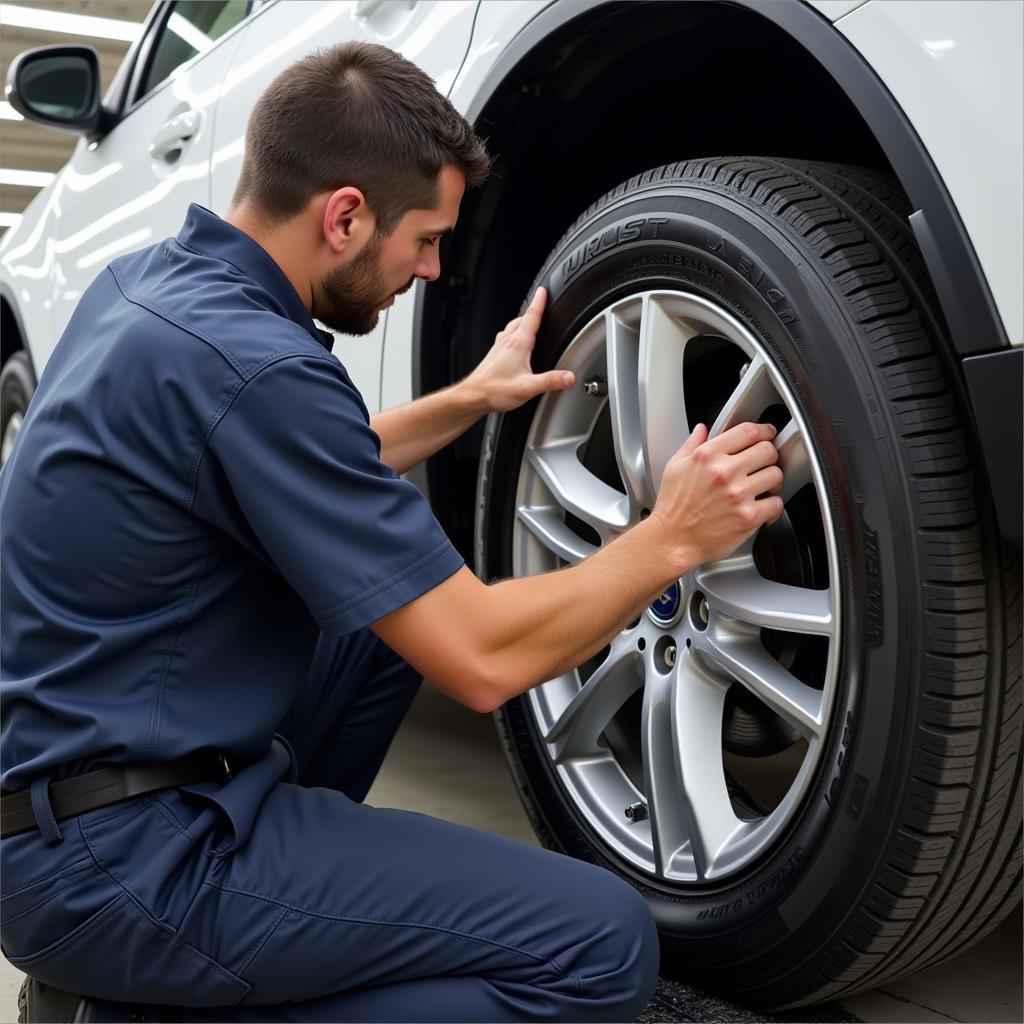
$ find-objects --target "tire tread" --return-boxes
[504,155,1021,1008]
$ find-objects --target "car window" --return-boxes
[139,0,248,98]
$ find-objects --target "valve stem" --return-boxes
[583,377,607,397]
[625,801,649,822]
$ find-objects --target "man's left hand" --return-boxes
[462,287,576,413]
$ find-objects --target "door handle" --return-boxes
[355,0,416,18]
[149,109,202,163]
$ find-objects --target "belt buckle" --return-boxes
[219,753,233,782]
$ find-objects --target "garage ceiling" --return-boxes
[0,0,149,234]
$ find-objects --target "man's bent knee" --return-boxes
[555,868,660,1021]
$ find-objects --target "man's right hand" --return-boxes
[372,419,785,712]
[649,421,784,571]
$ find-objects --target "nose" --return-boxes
[415,248,441,282]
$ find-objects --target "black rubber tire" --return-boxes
[1,350,36,467]
[475,157,1022,1009]
[16,977,82,1023]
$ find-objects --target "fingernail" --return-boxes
[562,372,573,386]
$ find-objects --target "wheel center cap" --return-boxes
[647,581,683,628]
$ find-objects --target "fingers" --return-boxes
[677,422,709,458]
[517,287,547,335]
[548,368,575,391]
[746,464,785,499]
[712,420,777,456]
[734,437,780,477]
[497,288,548,346]
[760,494,785,525]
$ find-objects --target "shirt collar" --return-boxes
[175,202,335,352]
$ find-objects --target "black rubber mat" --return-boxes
[637,977,861,1023]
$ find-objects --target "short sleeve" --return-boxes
[201,353,464,635]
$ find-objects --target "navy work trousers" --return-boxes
[1,629,660,1021]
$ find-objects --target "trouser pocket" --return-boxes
[6,890,251,1006]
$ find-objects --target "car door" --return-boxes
[44,0,253,365]
[208,0,480,411]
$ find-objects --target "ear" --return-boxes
[322,186,372,254]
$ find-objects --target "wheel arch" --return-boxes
[415,0,1008,557]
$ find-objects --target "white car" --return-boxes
[2,0,1021,1010]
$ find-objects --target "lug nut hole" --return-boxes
[653,635,676,673]
[689,592,710,631]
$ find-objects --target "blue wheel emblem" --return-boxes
[649,582,682,626]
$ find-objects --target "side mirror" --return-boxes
[5,45,103,135]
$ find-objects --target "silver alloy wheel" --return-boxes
[2,411,23,465]
[512,290,841,883]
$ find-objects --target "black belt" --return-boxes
[0,752,231,839]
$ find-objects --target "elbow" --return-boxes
[464,658,506,714]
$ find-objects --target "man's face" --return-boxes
[313,165,465,336]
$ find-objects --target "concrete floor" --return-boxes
[2,683,1021,1022]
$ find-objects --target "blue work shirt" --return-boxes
[0,203,464,809]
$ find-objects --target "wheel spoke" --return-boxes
[526,437,630,537]
[604,309,648,509]
[638,295,696,493]
[776,420,812,504]
[672,654,747,879]
[544,634,643,761]
[696,554,834,636]
[641,671,684,878]
[642,654,742,880]
[702,623,826,738]
[516,505,598,564]
[708,354,778,438]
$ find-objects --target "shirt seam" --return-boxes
[106,265,337,510]
[107,263,246,378]
[314,538,458,622]
[186,350,339,513]
[144,540,215,759]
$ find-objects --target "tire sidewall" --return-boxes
[480,183,917,976]
[1,352,36,464]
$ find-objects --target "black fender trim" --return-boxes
[449,0,1008,363]
[961,348,1023,548]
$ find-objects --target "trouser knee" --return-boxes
[567,872,660,1020]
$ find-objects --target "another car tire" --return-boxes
[475,157,1022,1008]
[1,350,35,466]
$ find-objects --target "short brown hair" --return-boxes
[230,42,491,233]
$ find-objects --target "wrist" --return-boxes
[637,510,699,577]
[452,375,492,417]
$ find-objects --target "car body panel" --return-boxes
[836,0,1023,346]
[0,6,252,373]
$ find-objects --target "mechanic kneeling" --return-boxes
[0,41,783,1023]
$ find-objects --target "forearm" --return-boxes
[371,380,486,476]
[481,516,692,705]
